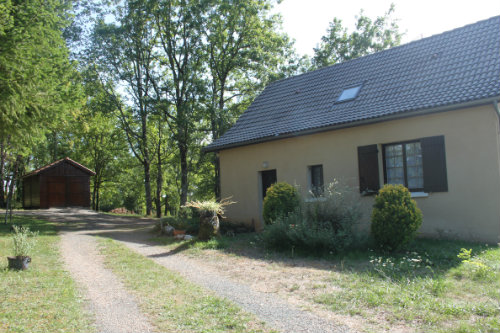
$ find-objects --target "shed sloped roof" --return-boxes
[206,16,500,152]
[23,157,96,178]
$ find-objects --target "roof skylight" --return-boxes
[337,86,361,102]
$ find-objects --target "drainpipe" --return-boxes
[494,100,500,121]
[494,101,500,238]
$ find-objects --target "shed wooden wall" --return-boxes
[23,161,91,208]
[23,175,40,208]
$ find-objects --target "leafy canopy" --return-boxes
[312,4,403,69]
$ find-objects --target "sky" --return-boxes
[274,0,500,56]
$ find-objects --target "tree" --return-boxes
[0,0,80,209]
[152,0,207,207]
[85,0,300,213]
[312,4,403,69]
[73,67,129,211]
[204,0,293,199]
[92,0,159,215]
[0,0,80,142]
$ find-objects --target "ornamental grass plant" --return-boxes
[11,225,38,258]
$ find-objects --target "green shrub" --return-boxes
[371,184,423,251]
[262,182,300,225]
[219,220,254,235]
[263,181,361,255]
[161,216,199,234]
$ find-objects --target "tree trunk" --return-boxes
[178,142,188,206]
[156,162,162,218]
[156,125,163,218]
[213,83,226,201]
[92,183,97,211]
[0,140,6,208]
[92,178,101,211]
[6,156,20,204]
[92,175,98,211]
[52,131,58,161]
[4,155,21,224]
[143,160,153,216]
[96,188,100,212]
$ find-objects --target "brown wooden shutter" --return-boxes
[357,144,380,194]
[421,135,448,192]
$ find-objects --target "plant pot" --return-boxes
[7,256,31,270]
[198,212,219,241]
[173,229,186,236]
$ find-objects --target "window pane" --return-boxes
[337,86,361,101]
[310,165,324,196]
[405,142,423,189]
[385,144,405,185]
[385,142,423,190]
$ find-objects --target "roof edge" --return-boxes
[22,157,96,178]
[259,16,500,88]
[203,96,500,153]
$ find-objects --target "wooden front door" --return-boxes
[261,169,277,199]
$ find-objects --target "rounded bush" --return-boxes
[262,182,300,225]
[371,184,423,251]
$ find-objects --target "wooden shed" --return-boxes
[22,157,95,208]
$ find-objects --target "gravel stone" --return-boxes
[60,229,155,333]
[16,208,351,333]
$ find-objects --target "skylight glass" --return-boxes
[337,86,361,102]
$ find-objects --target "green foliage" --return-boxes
[184,199,235,240]
[184,198,235,217]
[371,184,423,251]
[162,216,199,234]
[314,240,500,331]
[11,225,38,257]
[312,4,403,69]
[455,248,495,280]
[263,181,361,254]
[0,0,81,146]
[262,182,300,225]
[219,220,255,235]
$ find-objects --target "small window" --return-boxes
[383,141,423,191]
[309,165,324,196]
[337,86,361,102]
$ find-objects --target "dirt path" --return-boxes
[110,230,349,333]
[60,230,155,333]
[17,208,350,333]
[19,208,156,333]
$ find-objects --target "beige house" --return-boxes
[205,16,500,243]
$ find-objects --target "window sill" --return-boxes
[304,197,327,203]
[411,192,428,198]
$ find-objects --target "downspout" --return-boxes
[494,100,500,122]
[493,100,500,242]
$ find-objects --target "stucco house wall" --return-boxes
[219,105,500,243]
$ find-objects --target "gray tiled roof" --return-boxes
[206,16,500,152]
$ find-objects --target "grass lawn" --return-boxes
[97,237,275,333]
[314,239,500,332]
[153,233,500,332]
[0,216,93,333]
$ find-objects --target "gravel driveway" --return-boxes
[18,208,350,333]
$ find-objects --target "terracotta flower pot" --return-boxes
[7,256,31,270]
[173,229,186,236]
